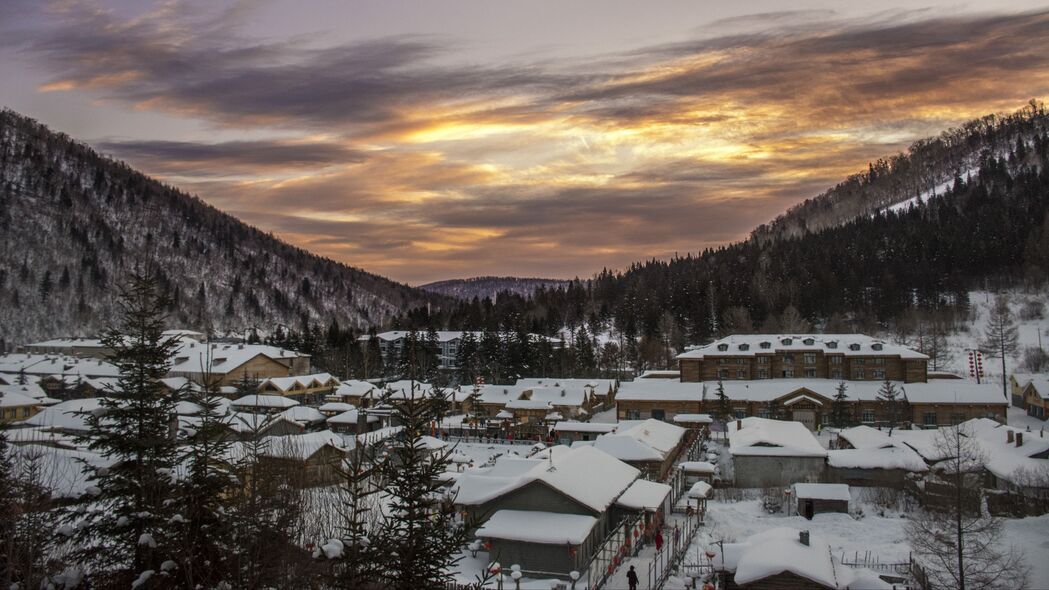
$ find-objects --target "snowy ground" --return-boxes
[680,495,1049,590]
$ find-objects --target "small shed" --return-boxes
[679,461,717,485]
[791,483,850,519]
[475,510,597,577]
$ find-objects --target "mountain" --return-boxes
[406,102,1049,348]
[0,109,444,346]
[419,276,572,300]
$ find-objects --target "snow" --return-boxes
[259,372,337,393]
[880,170,976,215]
[23,397,105,432]
[229,394,299,409]
[279,405,326,425]
[679,334,928,360]
[792,483,851,501]
[476,510,597,545]
[679,461,717,474]
[586,435,663,461]
[673,413,713,424]
[687,481,712,499]
[326,409,380,425]
[728,417,828,458]
[615,479,671,512]
[552,421,616,433]
[318,401,355,413]
[138,533,157,548]
[317,538,345,559]
[724,527,842,588]
[617,419,687,456]
[826,447,928,472]
[617,380,703,402]
[131,570,154,589]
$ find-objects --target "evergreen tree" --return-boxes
[376,395,469,589]
[323,439,385,588]
[64,269,182,587]
[715,379,731,423]
[171,373,237,588]
[455,330,479,384]
[980,295,1020,400]
[0,426,15,588]
[830,380,851,428]
[876,379,905,435]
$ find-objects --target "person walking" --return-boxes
[626,565,639,590]
[655,529,664,552]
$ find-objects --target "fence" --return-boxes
[583,512,642,590]
[646,516,697,589]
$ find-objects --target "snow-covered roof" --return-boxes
[904,381,1005,405]
[505,399,552,411]
[673,413,714,424]
[326,409,380,425]
[453,445,639,512]
[969,420,1049,485]
[836,425,898,450]
[617,419,685,455]
[169,342,306,375]
[827,446,928,472]
[0,354,120,379]
[517,378,616,397]
[230,394,300,409]
[615,479,671,512]
[318,402,356,413]
[260,373,338,393]
[334,380,379,398]
[678,334,928,360]
[1026,377,1049,400]
[279,406,327,425]
[714,528,847,588]
[679,461,717,474]
[792,483,850,501]
[9,444,116,499]
[0,385,44,406]
[255,429,350,461]
[23,397,105,431]
[728,417,827,458]
[476,510,597,545]
[552,421,617,434]
[586,435,662,461]
[467,384,529,405]
[527,386,587,407]
[616,380,703,402]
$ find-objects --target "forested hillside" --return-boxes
[0,110,443,346]
[391,103,1049,358]
[419,276,571,300]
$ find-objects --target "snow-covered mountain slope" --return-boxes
[0,109,444,345]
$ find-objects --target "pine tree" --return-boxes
[830,380,851,428]
[376,394,469,589]
[980,295,1020,400]
[323,439,385,588]
[455,331,479,384]
[64,269,182,587]
[876,379,904,435]
[715,379,731,423]
[171,372,237,588]
[0,426,15,588]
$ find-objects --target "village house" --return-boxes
[328,380,382,407]
[0,388,42,423]
[452,445,641,578]
[727,417,828,487]
[230,394,300,414]
[677,334,929,383]
[257,373,340,404]
[616,381,703,421]
[517,378,617,409]
[233,429,351,487]
[1010,373,1041,407]
[827,425,929,487]
[326,408,382,434]
[167,341,311,387]
[552,421,617,444]
[791,483,850,519]
[1019,376,1049,420]
[709,528,886,589]
[583,419,687,479]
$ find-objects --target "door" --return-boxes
[793,410,816,431]
[803,500,814,520]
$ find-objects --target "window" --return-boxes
[803,353,817,365]
[760,341,771,349]
[950,413,965,425]
[782,355,794,364]
[830,369,842,380]
[782,368,795,378]
[718,369,730,379]
[853,369,866,379]
[803,338,815,345]
[734,407,747,419]
[923,412,938,426]
[830,356,842,365]
[849,343,861,351]
[826,341,838,349]
[736,369,746,379]
[861,409,875,423]
[804,368,816,378]
[652,409,666,421]
[872,369,886,380]
[625,409,641,420]
[757,368,769,379]
[873,358,885,366]
[854,358,866,365]
[739,344,750,351]
[757,408,771,419]
[757,356,770,364]
[781,338,793,345]
[872,343,883,351]
[717,344,729,351]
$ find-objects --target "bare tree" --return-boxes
[906,424,1029,590]
[980,295,1020,400]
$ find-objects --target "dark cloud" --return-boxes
[96,139,367,176]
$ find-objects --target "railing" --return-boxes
[647,516,697,589]
[583,513,642,590]
[839,551,913,576]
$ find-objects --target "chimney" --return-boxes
[799,531,810,546]
[1016,432,1023,447]
[1008,430,1014,444]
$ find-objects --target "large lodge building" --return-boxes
[619,334,1007,430]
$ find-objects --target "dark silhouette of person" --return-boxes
[627,565,639,590]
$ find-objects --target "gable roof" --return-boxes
[678,334,927,360]
[728,417,827,458]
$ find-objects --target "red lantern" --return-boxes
[607,564,615,575]
[705,550,716,560]
[483,541,492,551]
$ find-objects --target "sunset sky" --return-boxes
[2,1,1049,284]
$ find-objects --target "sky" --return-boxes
[2,1,1049,285]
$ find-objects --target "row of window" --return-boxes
[716,367,889,380]
[712,355,889,366]
[3,407,32,420]
[627,407,970,426]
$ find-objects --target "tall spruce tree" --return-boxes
[876,379,905,435]
[377,394,469,589]
[455,330,479,384]
[830,380,852,428]
[715,379,731,423]
[0,426,15,588]
[65,269,182,587]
